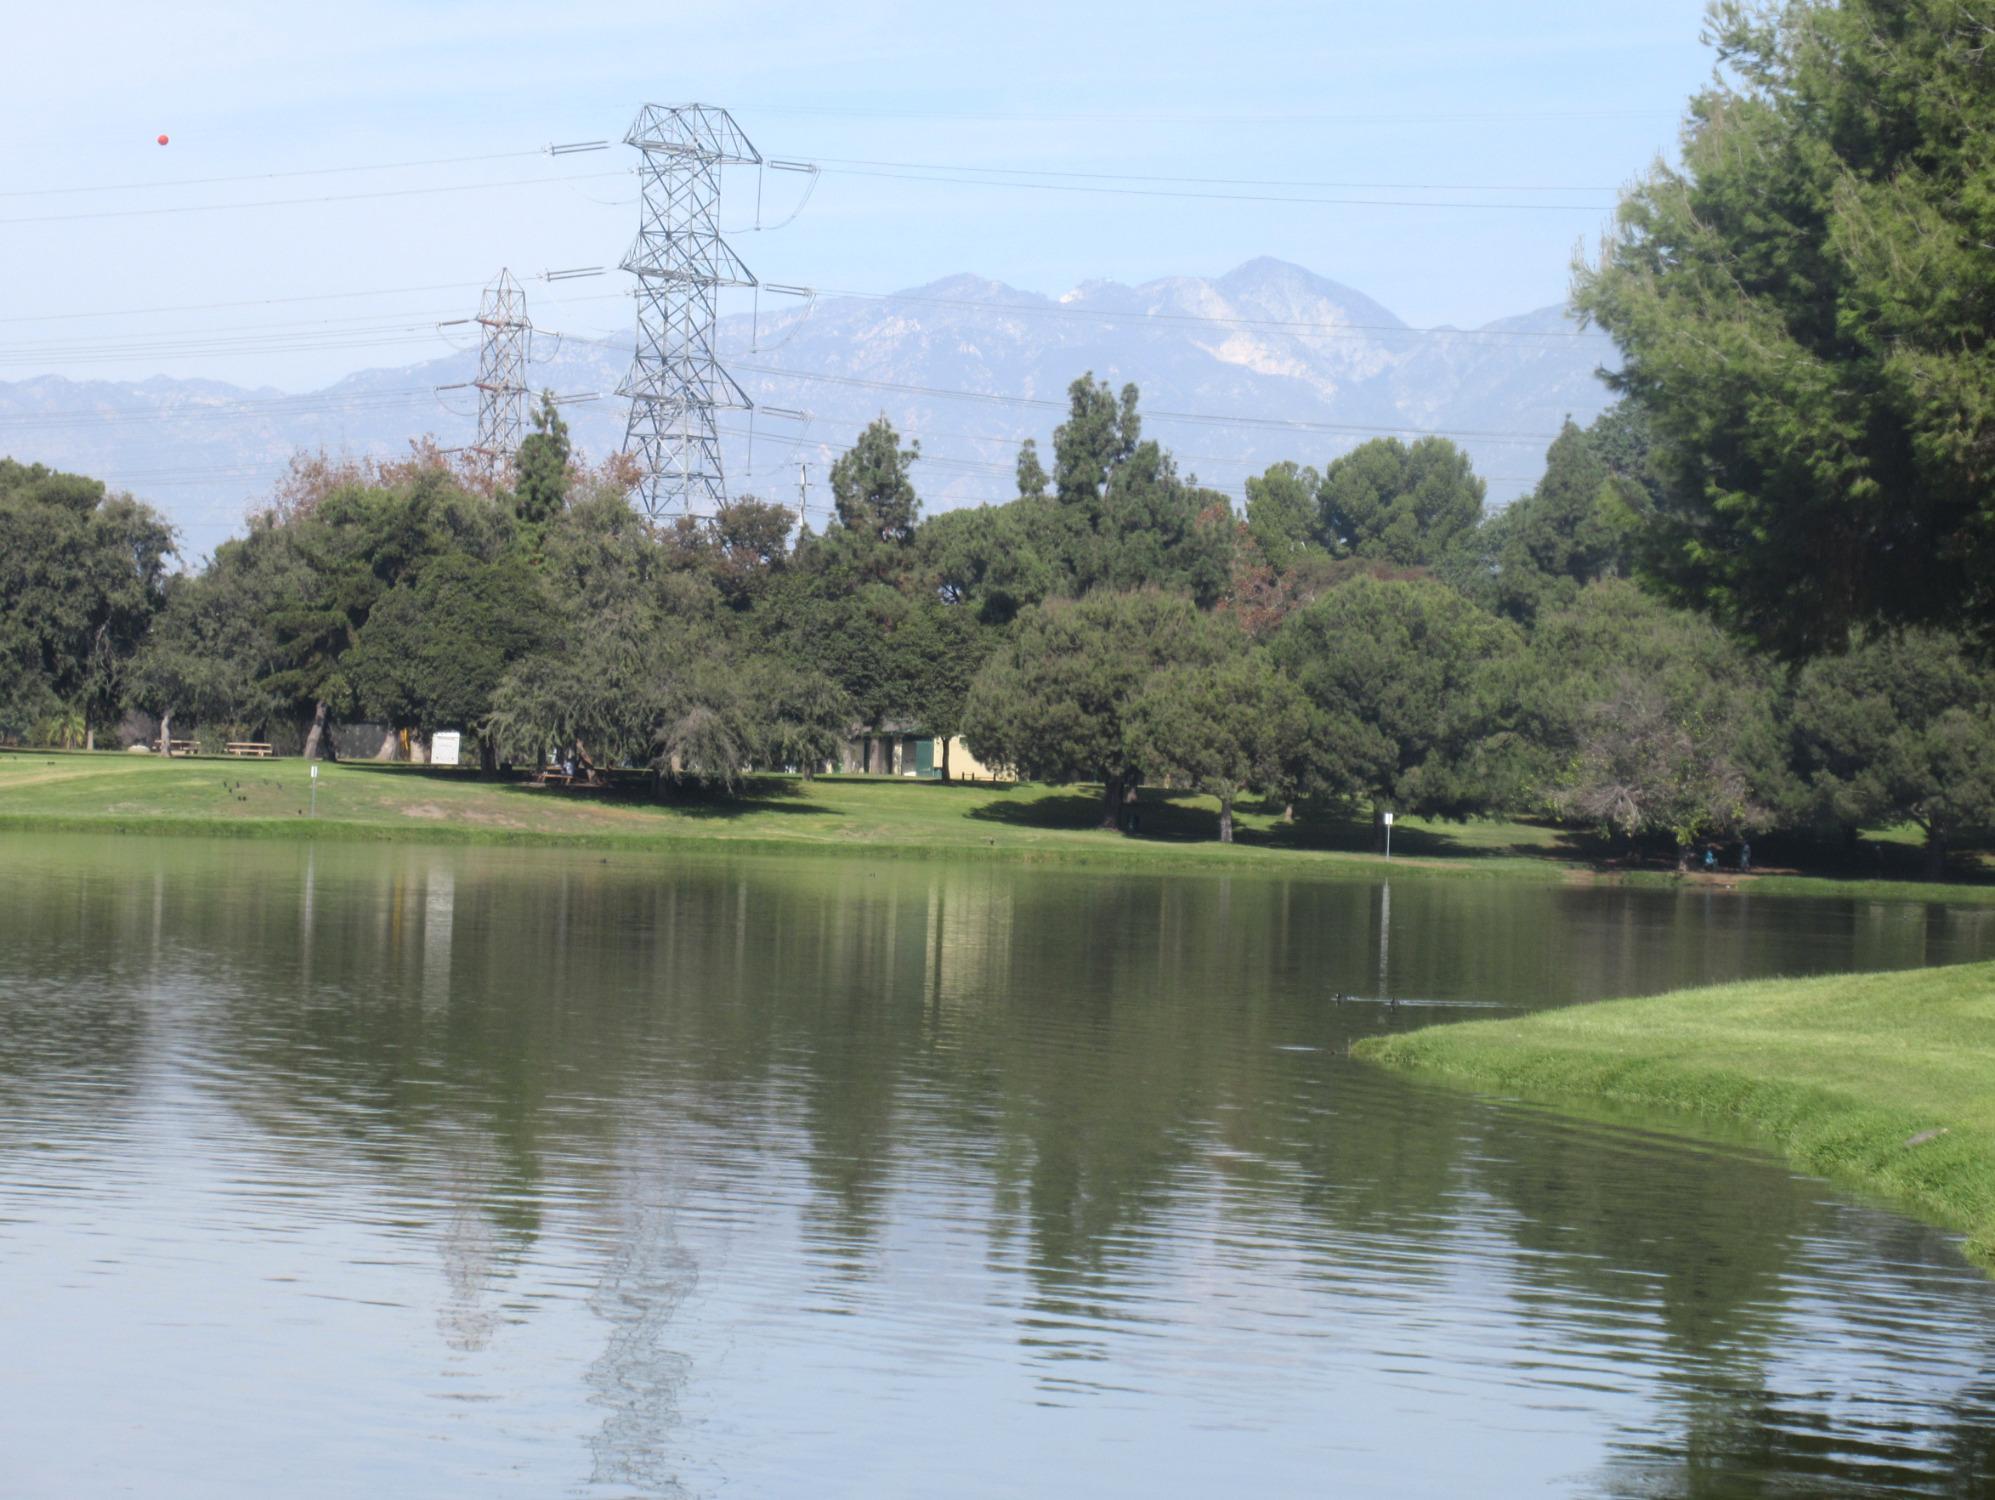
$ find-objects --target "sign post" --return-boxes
[1383,809,1394,861]
[309,762,319,817]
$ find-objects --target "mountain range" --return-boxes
[0,258,1618,551]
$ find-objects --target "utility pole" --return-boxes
[617,104,760,521]
[470,269,531,467]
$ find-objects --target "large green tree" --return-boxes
[1481,417,1642,627]
[1271,576,1521,837]
[131,569,283,753]
[1791,630,1995,878]
[963,590,1240,827]
[705,497,796,611]
[345,553,551,768]
[1316,437,1484,567]
[0,460,173,745]
[1243,461,1324,573]
[1041,375,1236,604]
[1128,653,1313,842]
[263,471,515,756]
[490,486,749,786]
[1526,580,1789,867]
[913,503,1058,627]
[830,417,921,550]
[1574,0,1995,653]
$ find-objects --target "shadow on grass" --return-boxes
[964,785,1609,856]
[965,789,1109,832]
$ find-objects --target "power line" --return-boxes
[808,163,1614,212]
[724,357,1566,445]
[0,168,630,228]
[0,387,444,432]
[802,284,1603,341]
[536,325,1572,447]
[0,148,551,199]
[806,155,1616,195]
[747,104,1675,125]
[0,289,629,367]
[0,279,488,326]
[747,417,1544,477]
[0,276,1593,350]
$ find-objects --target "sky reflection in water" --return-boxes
[1,835,1992,1497]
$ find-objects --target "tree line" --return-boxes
[4,369,1990,874]
[5,0,1993,874]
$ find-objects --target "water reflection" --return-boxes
[0,835,1991,1497]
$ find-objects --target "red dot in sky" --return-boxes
[157,134,169,146]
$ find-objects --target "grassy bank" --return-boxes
[0,750,1563,878]
[0,749,1990,900]
[1356,962,1995,1264]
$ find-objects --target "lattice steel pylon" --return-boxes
[617,104,760,519]
[472,269,532,464]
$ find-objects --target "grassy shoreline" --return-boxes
[1,749,1991,901]
[1356,962,1995,1266]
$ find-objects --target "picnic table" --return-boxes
[162,739,198,756]
[225,742,274,758]
[533,765,603,789]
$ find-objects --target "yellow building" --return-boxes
[841,725,1004,781]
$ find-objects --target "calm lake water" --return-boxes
[3,834,1993,1498]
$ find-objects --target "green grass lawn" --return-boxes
[1356,962,1995,1265]
[0,748,1988,899]
[0,749,1555,875]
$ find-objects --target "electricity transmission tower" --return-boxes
[617,104,760,519]
[471,269,532,464]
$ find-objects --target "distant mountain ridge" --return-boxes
[0,258,1616,550]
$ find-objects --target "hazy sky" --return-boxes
[5,0,1716,392]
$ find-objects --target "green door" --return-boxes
[914,737,936,778]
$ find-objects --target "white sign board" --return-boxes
[1382,811,1394,826]
[430,730,462,767]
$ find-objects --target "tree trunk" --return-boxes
[479,733,497,776]
[1282,801,1295,824]
[303,700,329,761]
[84,726,95,752]
[940,736,951,784]
[1371,803,1388,853]
[1219,796,1234,844]
[1101,771,1124,831]
[1925,826,1948,881]
[376,727,398,761]
[158,710,172,757]
[1676,841,1692,873]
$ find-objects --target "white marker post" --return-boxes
[1382,809,1394,861]
[309,762,319,817]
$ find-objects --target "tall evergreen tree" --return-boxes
[1575,0,1995,653]
[513,393,571,527]
[830,417,921,547]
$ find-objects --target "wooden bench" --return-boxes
[225,742,274,757]
[162,739,198,756]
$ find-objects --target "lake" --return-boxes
[2,834,1993,1497]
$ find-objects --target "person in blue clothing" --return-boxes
[1703,845,1717,871]
[1740,840,1752,873]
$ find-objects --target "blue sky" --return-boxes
[5,0,1716,391]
